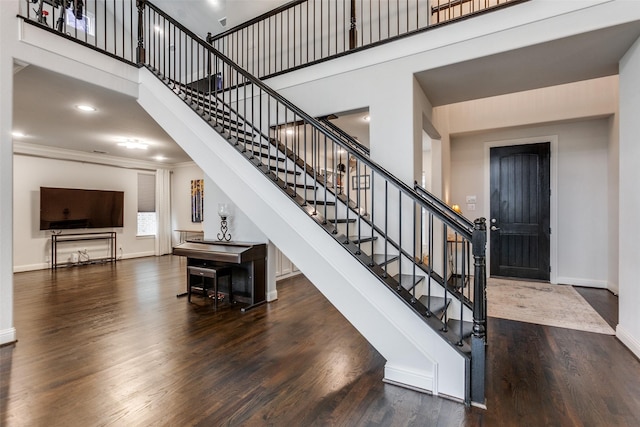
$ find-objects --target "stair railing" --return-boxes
[208,0,527,79]
[142,0,487,405]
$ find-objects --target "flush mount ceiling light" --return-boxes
[76,104,97,112]
[153,155,166,161]
[363,115,370,122]
[154,25,163,34]
[118,139,149,150]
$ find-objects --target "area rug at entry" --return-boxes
[486,278,615,335]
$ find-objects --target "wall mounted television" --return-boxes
[40,187,124,230]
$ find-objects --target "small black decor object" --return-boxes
[217,203,231,242]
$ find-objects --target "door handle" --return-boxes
[490,225,500,231]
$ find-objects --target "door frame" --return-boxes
[483,135,558,284]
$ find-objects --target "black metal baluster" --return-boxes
[355,159,362,255]
[383,180,388,278]
[323,134,328,223]
[369,172,375,266]
[427,212,433,315]
[442,223,449,331]
[412,198,417,302]
[344,147,351,243]
[398,189,402,282]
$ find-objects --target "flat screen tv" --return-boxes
[40,187,124,230]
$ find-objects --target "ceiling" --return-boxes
[11,3,640,165]
[416,21,640,107]
[152,0,289,39]
[13,64,191,164]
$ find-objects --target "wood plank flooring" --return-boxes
[1,256,639,426]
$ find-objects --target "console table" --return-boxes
[51,232,117,269]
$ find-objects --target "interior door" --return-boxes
[490,142,550,280]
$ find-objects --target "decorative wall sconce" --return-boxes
[217,203,232,241]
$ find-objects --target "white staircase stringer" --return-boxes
[138,67,467,400]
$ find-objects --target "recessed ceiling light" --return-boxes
[363,115,370,122]
[285,128,294,135]
[118,139,148,150]
[76,104,97,112]
[12,131,25,138]
[154,25,163,34]
[154,155,166,161]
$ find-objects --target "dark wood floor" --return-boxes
[1,256,639,426]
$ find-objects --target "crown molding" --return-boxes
[13,141,172,171]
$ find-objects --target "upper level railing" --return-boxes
[21,0,139,65]
[208,0,527,79]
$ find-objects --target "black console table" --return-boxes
[51,232,117,269]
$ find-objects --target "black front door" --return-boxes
[490,142,550,280]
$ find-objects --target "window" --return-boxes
[137,173,156,236]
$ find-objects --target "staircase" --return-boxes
[18,0,488,406]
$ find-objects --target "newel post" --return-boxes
[136,0,146,65]
[471,217,487,406]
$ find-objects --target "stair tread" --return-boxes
[447,319,474,339]
[270,166,301,175]
[348,235,377,244]
[288,182,318,189]
[447,274,469,289]
[325,218,357,224]
[418,295,450,319]
[373,253,399,266]
[306,199,336,206]
[393,274,425,291]
[249,150,285,162]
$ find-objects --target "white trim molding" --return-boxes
[0,327,17,345]
[383,362,436,395]
[616,325,640,360]
[555,277,608,289]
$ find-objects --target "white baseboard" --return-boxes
[120,251,155,260]
[383,362,435,395]
[13,263,48,273]
[555,276,608,289]
[0,327,16,345]
[275,270,302,280]
[266,289,278,302]
[13,252,156,272]
[616,325,640,360]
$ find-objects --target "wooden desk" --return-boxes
[172,241,267,311]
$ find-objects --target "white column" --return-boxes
[0,0,17,345]
[617,34,640,359]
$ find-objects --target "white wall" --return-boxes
[171,163,204,244]
[13,154,156,271]
[450,118,610,288]
[617,33,640,359]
